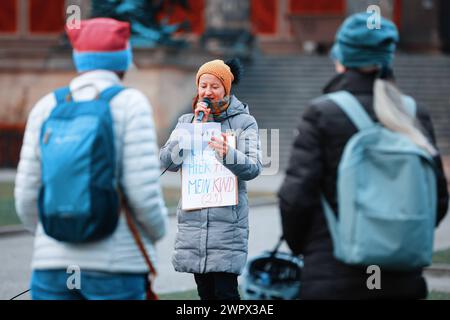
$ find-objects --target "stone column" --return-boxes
[205,0,250,31]
[397,0,440,51]
[202,0,253,55]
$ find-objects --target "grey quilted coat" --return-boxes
[160,95,262,274]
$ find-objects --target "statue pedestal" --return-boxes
[200,0,254,57]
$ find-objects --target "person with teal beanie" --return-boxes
[330,12,399,70]
[278,12,448,299]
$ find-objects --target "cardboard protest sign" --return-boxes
[177,123,237,211]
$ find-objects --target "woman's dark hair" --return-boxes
[225,58,243,85]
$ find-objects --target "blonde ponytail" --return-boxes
[374,79,437,156]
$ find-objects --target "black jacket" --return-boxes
[278,70,449,300]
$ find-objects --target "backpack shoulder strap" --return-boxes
[53,87,71,104]
[99,85,125,103]
[120,192,158,300]
[402,95,416,118]
[326,91,375,131]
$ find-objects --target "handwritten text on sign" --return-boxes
[178,123,237,210]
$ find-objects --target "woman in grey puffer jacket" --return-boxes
[160,59,262,300]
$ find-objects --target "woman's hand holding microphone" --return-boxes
[193,99,229,158]
[193,101,211,123]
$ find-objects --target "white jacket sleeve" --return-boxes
[159,123,183,172]
[14,93,55,233]
[121,90,168,243]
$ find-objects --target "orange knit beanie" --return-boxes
[196,59,234,96]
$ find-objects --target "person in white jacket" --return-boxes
[14,18,167,300]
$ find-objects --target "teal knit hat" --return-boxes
[331,12,399,69]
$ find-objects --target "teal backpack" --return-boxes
[38,86,123,243]
[321,91,437,271]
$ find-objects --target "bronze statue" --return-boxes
[91,0,190,48]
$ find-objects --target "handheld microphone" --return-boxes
[196,98,211,122]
